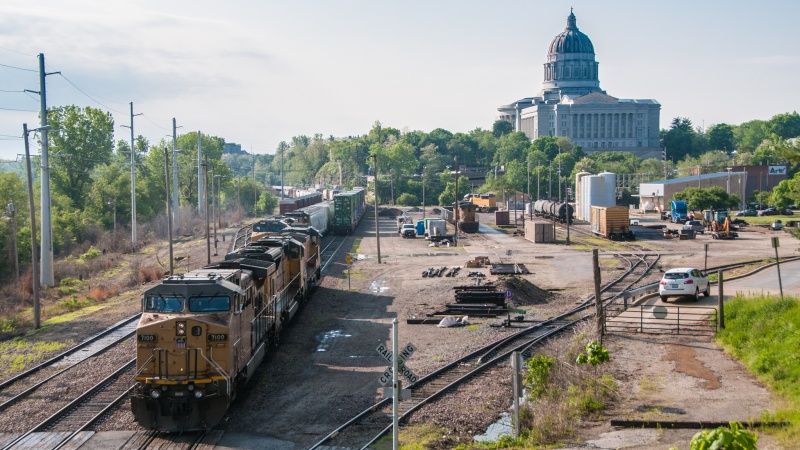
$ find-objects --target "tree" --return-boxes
[662,117,698,162]
[765,111,800,140]
[673,187,739,211]
[531,136,560,160]
[492,120,513,137]
[707,123,735,153]
[733,120,767,153]
[47,105,114,209]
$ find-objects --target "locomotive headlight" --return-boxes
[176,321,187,336]
[150,390,161,399]
[187,384,194,391]
[194,390,203,399]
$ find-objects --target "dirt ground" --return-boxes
[3,209,798,449]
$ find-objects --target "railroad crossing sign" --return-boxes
[377,342,418,385]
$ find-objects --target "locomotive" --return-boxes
[131,229,321,432]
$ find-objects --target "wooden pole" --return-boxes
[717,270,724,330]
[593,249,603,342]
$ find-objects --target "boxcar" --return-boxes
[332,188,366,234]
[590,205,634,240]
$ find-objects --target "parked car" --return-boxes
[659,268,710,302]
[780,208,794,215]
[758,207,780,216]
[735,209,758,217]
[682,220,705,234]
[771,220,783,231]
[400,223,416,238]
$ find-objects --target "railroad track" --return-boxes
[2,360,136,450]
[320,233,349,274]
[309,252,661,449]
[0,314,140,413]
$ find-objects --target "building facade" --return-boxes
[498,11,661,159]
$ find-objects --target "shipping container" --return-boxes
[590,206,635,240]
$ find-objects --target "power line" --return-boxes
[0,46,35,57]
[0,62,37,72]
[141,113,170,131]
[0,106,38,112]
[56,73,127,114]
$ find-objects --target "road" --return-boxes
[724,259,800,298]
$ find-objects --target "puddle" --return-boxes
[369,280,390,294]
[474,412,512,443]
[315,329,352,352]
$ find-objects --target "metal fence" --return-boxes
[605,296,718,336]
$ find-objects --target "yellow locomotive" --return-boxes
[131,228,321,431]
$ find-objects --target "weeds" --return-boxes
[0,339,72,378]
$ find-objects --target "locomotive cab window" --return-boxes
[145,295,185,312]
[188,295,231,312]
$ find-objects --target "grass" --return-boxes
[739,214,796,225]
[0,338,73,378]
[716,294,800,445]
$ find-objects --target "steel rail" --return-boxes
[0,313,140,392]
[1,359,135,450]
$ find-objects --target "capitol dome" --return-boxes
[541,10,601,96]
[548,11,594,54]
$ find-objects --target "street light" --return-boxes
[726,167,732,195]
[23,123,51,329]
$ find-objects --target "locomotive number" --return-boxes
[137,334,156,342]
[208,334,228,342]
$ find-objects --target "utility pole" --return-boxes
[36,53,58,287]
[172,118,181,228]
[8,194,19,283]
[422,166,426,220]
[252,153,257,217]
[280,143,285,200]
[371,154,381,264]
[204,155,210,265]
[454,156,459,247]
[164,147,174,276]
[198,131,205,217]
[23,123,41,329]
[120,102,142,245]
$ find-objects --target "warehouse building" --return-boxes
[638,172,747,213]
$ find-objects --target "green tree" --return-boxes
[531,136,560,160]
[663,117,698,162]
[733,120,767,153]
[47,105,114,209]
[492,120,514,137]
[673,186,739,211]
[707,123,735,153]
[765,111,800,140]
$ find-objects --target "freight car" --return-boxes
[590,205,634,240]
[278,191,323,215]
[332,188,367,235]
[442,201,480,233]
[532,200,574,224]
[464,193,498,212]
[284,200,334,235]
[131,231,321,432]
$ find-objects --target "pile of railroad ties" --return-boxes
[421,266,461,278]
[435,284,507,317]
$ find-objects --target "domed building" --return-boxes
[497,10,661,159]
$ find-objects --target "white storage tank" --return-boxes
[586,175,605,222]
[599,172,616,207]
[575,172,591,221]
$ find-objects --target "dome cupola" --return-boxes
[548,11,595,54]
[540,9,602,96]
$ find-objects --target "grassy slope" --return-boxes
[716,294,800,444]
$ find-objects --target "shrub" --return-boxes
[78,246,102,261]
[396,193,419,206]
[59,295,90,311]
[690,422,757,450]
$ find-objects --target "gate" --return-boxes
[605,296,718,336]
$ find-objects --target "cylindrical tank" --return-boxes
[575,172,591,221]
[587,175,604,221]
[599,172,616,207]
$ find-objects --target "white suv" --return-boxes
[658,268,710,302]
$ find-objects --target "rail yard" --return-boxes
[0,205,795,449]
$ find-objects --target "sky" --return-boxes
[1,0,799,161]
